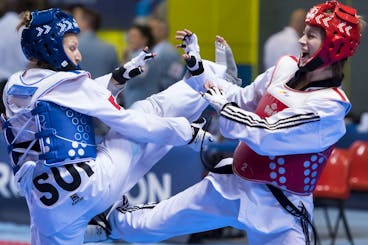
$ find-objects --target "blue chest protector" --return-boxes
[32,101,97,166]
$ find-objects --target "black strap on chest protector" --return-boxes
[267,184,318,245]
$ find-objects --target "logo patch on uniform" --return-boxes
[264,103,278,116]
[278,90,289,97]
[70,193,84,205]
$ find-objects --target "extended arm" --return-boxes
[202,83,349,155]
[95,48,156,98]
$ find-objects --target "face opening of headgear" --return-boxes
[21,8,81,71]
[299,0,361,72]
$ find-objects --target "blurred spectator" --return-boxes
[120,23,156,107]
[263,8,306,70]
[122,23,154,63]
[0,0,34,82]
[0,0,49,115]
[121,18,184,108]
[69,4,119,78]
[146,17,184,88]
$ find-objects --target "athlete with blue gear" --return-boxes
[1,8,213,244]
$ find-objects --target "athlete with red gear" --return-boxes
[84,1,366,245]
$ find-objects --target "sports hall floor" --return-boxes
[0,208,367,245]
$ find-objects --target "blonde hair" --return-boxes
[16,10,31,31]
[358,15,366,33]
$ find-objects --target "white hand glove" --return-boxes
[202,86,229,112]
[188,117,214,152]
[215,38,227,66]
[176,29,203,75]
[112,47,155,84]
[182,32,200,55]
[215,35,242,86]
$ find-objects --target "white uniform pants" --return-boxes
[109,158,314,245]
[27,130,172,245]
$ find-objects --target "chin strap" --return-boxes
[299,57,325,72]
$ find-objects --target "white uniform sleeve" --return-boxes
[94,73,126,98]
[94,73,112,88]
[115,61,271,128]
[184,60,274,112]
[41,77,192,145]
[218,97,349,156]
[220,68,273,112]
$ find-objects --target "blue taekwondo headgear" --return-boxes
[21,8,81,71]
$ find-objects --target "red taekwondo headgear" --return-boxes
[301,0,361,71]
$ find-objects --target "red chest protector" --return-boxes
[232,60,334,195]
